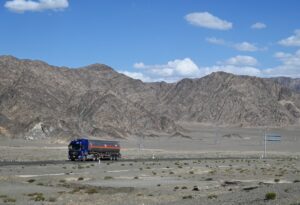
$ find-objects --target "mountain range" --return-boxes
[0,55,300,139]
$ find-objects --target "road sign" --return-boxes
[266,134,281,141]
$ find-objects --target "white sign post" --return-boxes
[263,133,281,159]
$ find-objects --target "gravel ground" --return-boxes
[0,125,299,204]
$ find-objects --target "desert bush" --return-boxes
[85,188,98,194]
[78,177,84,181]
[182,195,193,199]
[133,176,139,179]
[3,198,16,203]
[104,176,113,180]
[28,193,45,201]
[208,194,218,199]
[293,179,300,183]
[59,179,66,183]
[27,179,36,183]
[265,192,276,200]
[274,179,280,183]
[48,197,56,202]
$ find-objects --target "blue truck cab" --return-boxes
[68,138,89,161]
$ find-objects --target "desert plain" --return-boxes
[0,124,300,205]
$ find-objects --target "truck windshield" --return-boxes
[69,144,81,151]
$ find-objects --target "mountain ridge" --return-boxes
[0,56,300,139]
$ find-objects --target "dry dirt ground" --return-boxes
[0,125,300,205]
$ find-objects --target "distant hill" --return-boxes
[0,56,299,139]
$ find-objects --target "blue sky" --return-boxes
[1,0,300,82]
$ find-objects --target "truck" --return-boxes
[68,138,121,161]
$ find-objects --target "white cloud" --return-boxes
[234,42,258,52]
[121,57,263,82]
[4,0,69,13]
[220,55,258,66]
[120,71,152,82]
[133,62,145,69]
[185,12,232,30]
[251,22,266,29]
[205,37,226,45]
[126,58,201,82]
[206,37,260,52]
[278,30,300,47]
[203,65,261,76]
[263,50,300,77]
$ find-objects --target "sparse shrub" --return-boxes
[181,186,187,189]
[139,168,143,171]
[182,195,193,199]
[59,179,66,183]
[208,194,218,199]
[27,179,36,183]
[121,164,125,166]
[85,188,98,194]
[293,179,300,183]
[37,182,44,186]
[189,171,194,174]
[169,171,174,175]
[77,165,84,169]
[3,198,16,203]
[152,171,157,175]
[157,184,161,187]
[205,178,213,181]
[48,197,56,202]
[78,177,84,181]
[173,186,179,190]
[28,193,45,201]
[265,192,276,200]
[134,176,139,179]
[104,176,113,180]
[70,187,82,193]
[274,179,280,183]
[137,193,143,196]
[0,195,8,198]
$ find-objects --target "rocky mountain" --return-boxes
[271,77,300,93]
[0,56,300,139]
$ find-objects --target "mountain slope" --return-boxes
[0,56,299,139]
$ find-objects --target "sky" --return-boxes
[1,0,300,82]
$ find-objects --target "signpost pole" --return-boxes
[264,130,267,158]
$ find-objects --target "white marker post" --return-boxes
[264,132,267,158]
